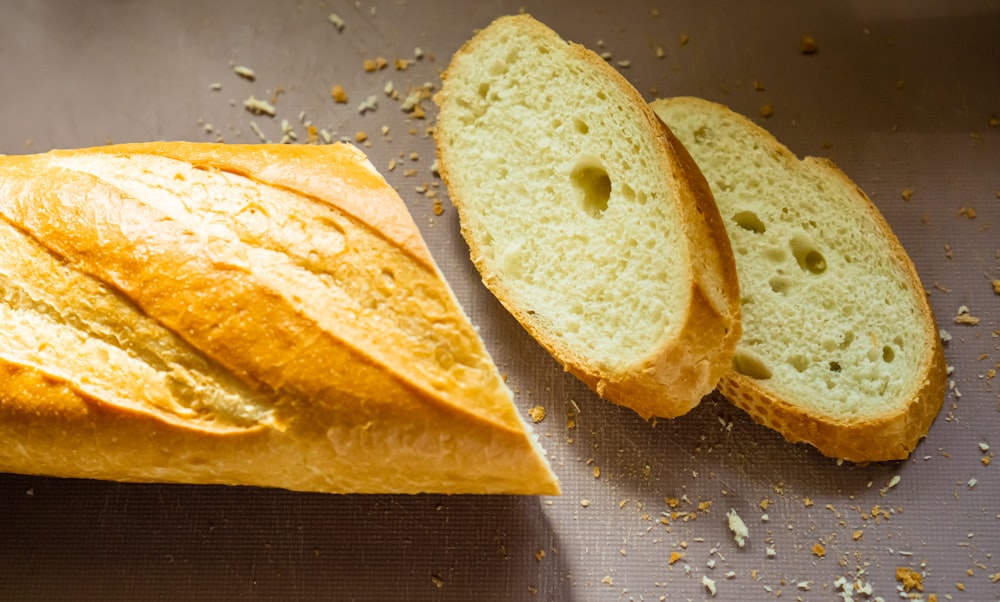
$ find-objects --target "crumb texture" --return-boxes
[436,16,690,371]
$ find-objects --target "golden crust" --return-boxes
[0,142,559,494]
[434,15,741,419]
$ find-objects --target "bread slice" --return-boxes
[651,97,947,461]
[0,141,559,495]
[433,15,741,419]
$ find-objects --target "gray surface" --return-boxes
[1,1,998,600]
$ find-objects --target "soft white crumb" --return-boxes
[702,575,716,596]
[727,509,749,548]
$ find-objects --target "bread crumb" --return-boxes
[803,497,814,507]
[800,35,818,54]
[727,509,749,548]
[880,474,901,495]
[655,46,665,59]
[354,131,368,143]
[811,542,826,558]
[233,65,256,81]
[702,575,717,596]
[528,406,546,423]
[669,551,684,565]
[358,95,378,115]
[759,498,770,510]
[958,206,977,219]
[243,96,276,117]
[753,80,766,91]
[534,549,545,561]
[363,57,388,72]
[601,575,612,586]
[759,104,774,118]
[954,306,980,325]
[431,573,445,588]
[328,13,345,31]
[901,187,915,201]
[580,499,591,508]
[331,84,348,103]
[852,530,863,540]
[955,582,965,591]
[896,567,923,592]
[993,280,1000,295]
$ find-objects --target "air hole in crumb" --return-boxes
[789,354,809,372]
[882,345,895,363]
[829,361,841,372]
[733,211,766,234]
[477,82,490,98]
[571,156,611,217]
[733,348,772,380]
[574,117,589,134]
[790,235,827,274]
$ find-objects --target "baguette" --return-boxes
[651,97,947,461]
[434,15,741,419]
[0,141,560,495]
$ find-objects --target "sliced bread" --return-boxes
[434,16,741,419]
[651,97,947,461]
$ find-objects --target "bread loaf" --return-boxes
[0,141,560,494]
[434,15,741,419]
[651,97,947,461]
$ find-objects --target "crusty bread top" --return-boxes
[651,97,947,461]
[0,141,559,494]
[434,15,741,419]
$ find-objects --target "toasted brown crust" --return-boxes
[0,142,559,494]
[434,15,741,419]
[653,97,946,461]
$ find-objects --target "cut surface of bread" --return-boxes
[651,97,946,462]
[434,15,741,419]
[0,141,559,495]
